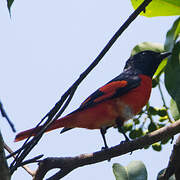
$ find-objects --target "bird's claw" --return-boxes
[101,145,109,150]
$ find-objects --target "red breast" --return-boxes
[117,74,152,118]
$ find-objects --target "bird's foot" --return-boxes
[101,145,111,162]
[101,145,109,151]
[119,138,133,155]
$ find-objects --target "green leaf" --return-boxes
[148,106,158,116]
[113,161,147,180]
[7,0,14,15]
[123,122,133,132]
[157,108,167,117]
[165,17,180,51]
[136,128,143,137]
[165,41,180,114]
[129,129,137,139]
[161,137,171,144]
[170,98,180,120]
[143,145,150,149]
[157,169,176,180]
[126,161,148,180]
[152,142,162,151]
[131,0,180,17]
[131,42,164,56]
[157,123,166,128]
[113,163,128,180]
[154,58,167,78]
[159,116,168,122]
[148,122,157,132]
[133,118,140,125]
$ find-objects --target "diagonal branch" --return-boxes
[159,134,180,180]
[4,142,35,177]
[34,119,180,180]
[0,100,16,132]
[11,0,153,173]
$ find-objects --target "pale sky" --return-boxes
[0,0,178,179]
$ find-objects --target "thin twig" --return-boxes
[0,101,16,132]
[20,155,44,166]
[158,135,180,180]
[158,83,174,123]
[4,142,35,177]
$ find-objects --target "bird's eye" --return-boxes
[141,52,146,56]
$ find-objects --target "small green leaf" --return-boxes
[157,108,167,117]
[157,123,166,128]
[136,128,143,137]
[129,129,137,139]
[161,137,171,145]
[148,122,157,132]
[152,142,162,151]
[143,145,150,149]
[165,17,180,51]
[148,106,158,116]
[159,116,168,122]
[7,0,14,15]
[129,128,143,139]
[127,161,148,180]
[170,98,180,120]
[154,58,168,78]
[133,118,140,125]
[131,0,180,17]
[123,122,133,132]
[113,163,128,180]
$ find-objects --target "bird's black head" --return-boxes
[124,50,171,77]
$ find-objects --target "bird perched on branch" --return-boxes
[15,50,171,149]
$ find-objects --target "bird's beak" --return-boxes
[159,52,171,60]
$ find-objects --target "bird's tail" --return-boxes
[14,115,73,142]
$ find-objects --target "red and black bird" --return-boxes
[15,50,171,148]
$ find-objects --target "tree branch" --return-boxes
[0,130,10,180]
[0,100,16,132]
[4,142,35,177]
[10,0,153,173]
[34,119,180,180]
[159,134,180,180]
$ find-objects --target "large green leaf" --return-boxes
[131,42,164,56]
[113,163,128,180]
[113,161,147,180]
[127,161,148,180]
[165,42,180,114]
[165,17,180,51]
[170,99,180,120]
[131,42,166,77]
[131,0,180,17]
